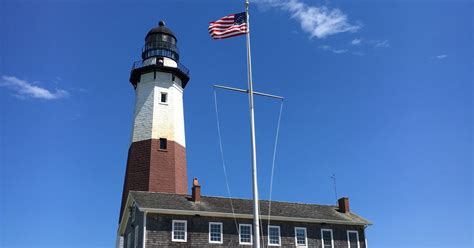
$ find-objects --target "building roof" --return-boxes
[129,191,371,226]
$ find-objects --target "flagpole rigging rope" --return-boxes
[266,99,284,236]
[213,89,241,239]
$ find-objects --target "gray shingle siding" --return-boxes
[124,204,145,248]
[144,213,366,248]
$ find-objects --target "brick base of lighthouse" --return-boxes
[120,138,187,216]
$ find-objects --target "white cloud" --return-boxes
[257,0,361,38]
[434,54,448,59]
[349,38,389,49]
[319,45,347,54]
[371,39,390,48]
[0,76,69,100]
[351,38,362,45]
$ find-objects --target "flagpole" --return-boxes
[245,1,261,248]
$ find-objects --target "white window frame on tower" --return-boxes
[347,230,360,248]
[172,220,187,242]
[321,229,334,248]
[160,92,168,104]
[294,227,307,247]
[159,138,168,150]
[239,224,253,245]
[268,225,281,246]
[209,222,223,244]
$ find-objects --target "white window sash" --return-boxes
[209,222,223,244]
[347,230,360,248]
[321,229,334,248]
[239,224,253,245]
[268,225,281,246]
[294,227,307,247]
[172,220,187,242]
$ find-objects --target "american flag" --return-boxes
[208,12,247,39]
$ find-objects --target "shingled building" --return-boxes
[116,21,371,248]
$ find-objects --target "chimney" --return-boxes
[338,197,350,213]
[191,178,201,202]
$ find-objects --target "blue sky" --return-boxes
[0,0,472,247]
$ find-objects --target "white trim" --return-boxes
[268,225,281,246]
[131,203,136,223]
[115,235,124,248]
[172,220,187,242]
[321,229,334,248]
[138,207,370,226]
[347,230,360,248]
[142,211,147,248]
[294,227,307,247]
[119,194,134,235]
[208,222,223,244]
[134,225,139,248]
[126,232,131,248]
[239,224,253,245]
[364,225,369,248]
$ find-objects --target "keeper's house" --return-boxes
[116,21,372,248]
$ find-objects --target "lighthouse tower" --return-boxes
[120,21,190,215]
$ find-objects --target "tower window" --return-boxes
[159,138,167,150]
[160,92,168,103]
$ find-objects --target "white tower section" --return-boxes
[131,68,186,148]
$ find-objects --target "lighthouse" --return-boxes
[120,21,190,216]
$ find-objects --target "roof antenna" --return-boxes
[331,174,338,204]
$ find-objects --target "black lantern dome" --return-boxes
[130,20,190,88]
[142,21,180,61]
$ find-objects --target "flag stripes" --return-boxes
[208,12,247,39]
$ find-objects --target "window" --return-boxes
[172,220,187,242]
[134,225,139,248]
[159,138,167,150]
[268,226,281,246]
[126,232,131,248]
[347,230,360,248]
[321,229,334,248]
[295,227,307,247]
[209,222,223,244]
[160,92,167,103]
[239,224,252,245]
